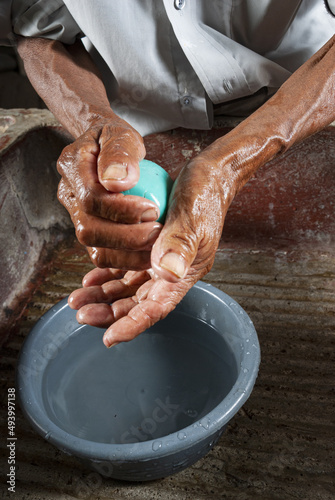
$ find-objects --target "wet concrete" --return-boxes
[0,117,334,499]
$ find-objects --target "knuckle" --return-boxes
[89,248,118,269]
[110,206,126,223]
[57,144,75,175]
[57,136,95,176]
[76,185,96,215]
[170,229,198,255]
[101,123,145,158]
[57,180,75,210]
[56,156,64,176]
[75,223,93,246]
[57,180,65,203]
[89,248,105,268]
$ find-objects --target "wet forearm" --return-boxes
[208,35,335,198]
[17,37,115,138]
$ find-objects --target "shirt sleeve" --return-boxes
[1,0,82,46]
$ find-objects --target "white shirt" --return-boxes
[1,0,335,135]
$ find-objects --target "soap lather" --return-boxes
[121,159,173,223]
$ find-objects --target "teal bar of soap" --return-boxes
[122,159,173,223]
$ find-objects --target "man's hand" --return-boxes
[57,117,163,270]
[17,37,162,269]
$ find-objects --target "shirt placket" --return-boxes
[162,0,249,105]
[163,0,212,129]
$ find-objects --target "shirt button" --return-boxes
[174,0,185,10]
[182,96,192,106]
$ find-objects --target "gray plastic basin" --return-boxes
[16,281,260,481]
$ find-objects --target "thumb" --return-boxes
[98,123,145,193]
[151,215,199,282]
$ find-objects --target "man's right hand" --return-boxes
[57,117,163,270]
[16,37,163,271]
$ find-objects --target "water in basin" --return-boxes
[42,311,238,444]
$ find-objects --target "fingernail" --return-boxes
[148,228,161,245]
[159,252,187,279]
[141,208,159,222]
[104,339,120,348]
[102,163,127,180]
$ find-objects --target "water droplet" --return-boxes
[177,431,187,440]
[199,418,210,430]
[152,441,162,451]
[235,388,247,395]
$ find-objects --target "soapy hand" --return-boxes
[68,152,231,346]
[17,37,162,270]
[57,117,163,270]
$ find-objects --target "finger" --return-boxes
[58,178,159,224]
[69,286,110,310]
[77,303,116,328]
[77,215,161,251]
[76,297,138,329]
[150,211,199,283]
[102,297,172,347]
[150,164,224,282]
[87,247,152,271]
[59,189,162,250]
[69,281,137,310]
[83,268,151,288]
[68,270,151,309]
[98,123,145,192]
[57,133,100,184]
[82,268,126,287]
[102,277,189,346]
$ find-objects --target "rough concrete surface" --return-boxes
[0,109,72,329]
